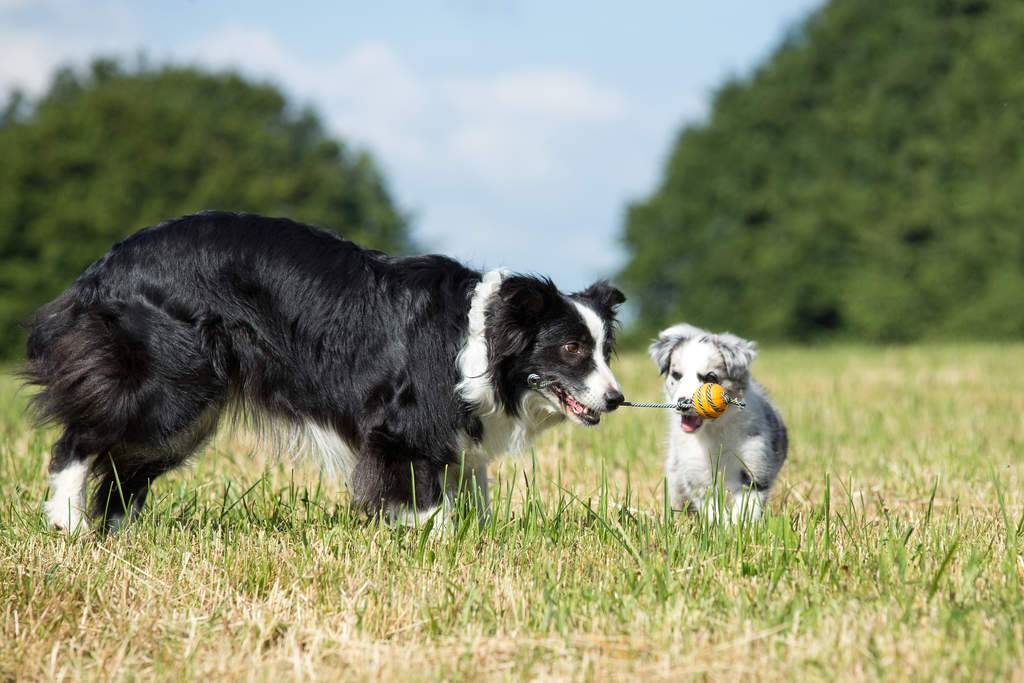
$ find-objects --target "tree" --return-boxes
[0,58,409,357]
[620,0,1024,343]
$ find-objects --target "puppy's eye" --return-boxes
[699,372,719,383]
[563,342,582,355]
[670,371,682,380]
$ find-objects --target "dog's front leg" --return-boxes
[388,496,454,530]
[389,462,491,532]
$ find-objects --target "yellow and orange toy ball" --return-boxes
[690,383,744,419]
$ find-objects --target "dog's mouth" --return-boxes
[549,383,601,426]
[680,413,704,433]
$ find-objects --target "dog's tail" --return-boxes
[23,281,232,441]
[22,284,142,436]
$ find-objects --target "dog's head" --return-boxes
[486,276,626,426]
[649,323,757,433]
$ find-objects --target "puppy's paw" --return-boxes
[729,493,764,525]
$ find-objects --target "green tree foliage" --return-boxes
[0,58,409,357]
[621,0,1024,343]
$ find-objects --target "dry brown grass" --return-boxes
[2,345,1022,681]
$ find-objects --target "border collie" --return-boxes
[24,211,626,533]
[649,324,787,522]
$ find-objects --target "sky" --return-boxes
[0,0,824,291]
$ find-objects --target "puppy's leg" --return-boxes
[665,447,696,511]
[692,491,726,523]
[729,447,773,525]
[667,471,690,512]
[666,439,718,518]
[44,432,96,533]
[730,489,765,524]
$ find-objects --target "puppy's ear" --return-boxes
[499,276,559,318]
[574,281,626,316]
[648,323,706,375]
[714,333,758,379]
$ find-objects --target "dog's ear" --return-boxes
[487,276,560,366]
[574,281,626,317]
[649,323,706,375]
[499,276,559,318]
[714,333,758,379]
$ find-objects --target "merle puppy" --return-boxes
[25,212,626,532]
[649,324,787,522]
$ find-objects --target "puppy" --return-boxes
[23,211,626,532]
[649,324,787,522]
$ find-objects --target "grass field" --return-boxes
[1,345,1022,681]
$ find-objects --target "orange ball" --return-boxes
[692,383,730,419]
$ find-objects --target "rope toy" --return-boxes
[622,383,745,418]
[526,374,745,419]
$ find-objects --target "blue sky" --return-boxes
[1,0,823,290]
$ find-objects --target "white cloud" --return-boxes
[0,31,54,93]
[0,0,143,95]
[446,70,625,122]
[441,70,626,183]
[0,11,648,287]
[0,0,36,11]
[192,30,431,166]
[0,5,631,190]
[189,27,627,186]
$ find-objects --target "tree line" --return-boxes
[619,0,1024,343]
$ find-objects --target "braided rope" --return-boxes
[622,394,746,411]
[621,399,690,410]
[526,374,745,413]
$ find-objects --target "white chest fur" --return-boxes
[455,270,563,467]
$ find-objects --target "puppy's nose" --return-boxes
[604,388,625,411]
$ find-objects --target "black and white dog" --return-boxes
[24,212,626,532]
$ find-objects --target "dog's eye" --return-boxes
[563,342,583,355]
[699,372,719,383]
[670,371,682,381]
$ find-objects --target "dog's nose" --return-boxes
[604,389,625,411]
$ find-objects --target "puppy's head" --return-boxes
[649,324,757,433]
[487,277,626,426]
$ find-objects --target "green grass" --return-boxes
[1,346,1022,681]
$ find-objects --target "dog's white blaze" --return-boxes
[668,339,718,404]
[572,300,621,408]
[44,456,95,532]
